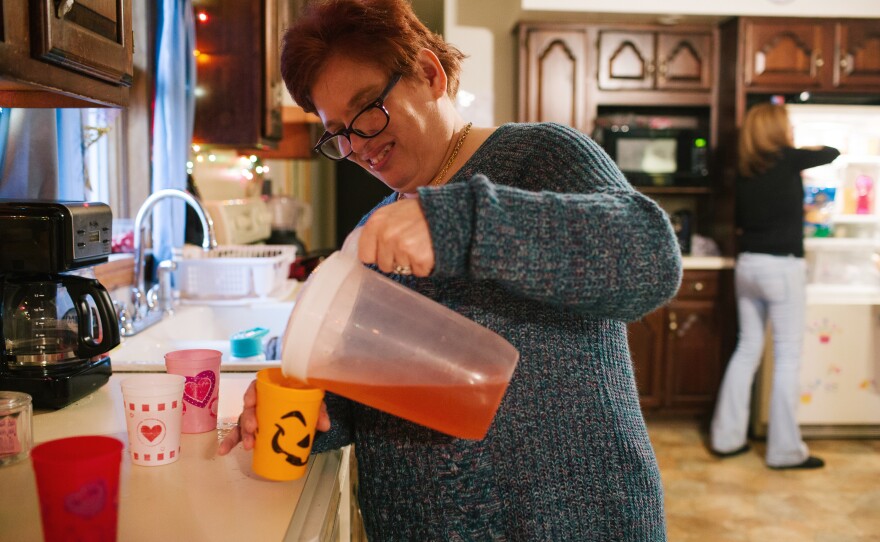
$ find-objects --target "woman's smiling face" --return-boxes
[310,54,443,194]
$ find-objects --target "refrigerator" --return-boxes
[753,103,880,438]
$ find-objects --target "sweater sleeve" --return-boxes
[419,173,682,323]
[310,391,353,453]
[789,146,841,171]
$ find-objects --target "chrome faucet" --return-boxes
[121,188,217,336]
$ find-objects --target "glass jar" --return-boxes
[0,391,33,467]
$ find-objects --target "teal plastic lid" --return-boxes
[230,327,270,358]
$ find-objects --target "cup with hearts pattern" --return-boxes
[119,374,185,466]
[31,435,123,541]
[164,349,222,433]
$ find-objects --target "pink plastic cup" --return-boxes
[164,349,222,433]
[31,435,123,542]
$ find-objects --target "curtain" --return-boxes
[0,108,8,176]
[0,107,85,200]
[56,109,86,200]
[150,0,196,264]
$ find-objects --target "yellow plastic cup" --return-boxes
[252,368,324,481]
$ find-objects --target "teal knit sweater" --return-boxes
[313,123,682,541]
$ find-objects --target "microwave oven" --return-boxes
[596,127,709,187]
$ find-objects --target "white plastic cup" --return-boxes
[280,249,520,440]
[119,374,185,466]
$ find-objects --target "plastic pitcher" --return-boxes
[280,232,519,440]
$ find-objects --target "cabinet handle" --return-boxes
[56,0,75,18]
[840,54,854,75]
[814,52,825,69]
[646,61,656,75]
[658,61,668,77]
[668,311,678,331]
[692,281,704,292]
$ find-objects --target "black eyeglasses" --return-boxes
[312,73,402,161]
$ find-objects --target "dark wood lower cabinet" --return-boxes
[628,268,735,415]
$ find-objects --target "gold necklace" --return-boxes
[397,122,472,201]
[430,122,472,187]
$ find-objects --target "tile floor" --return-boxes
[647,418,880,542]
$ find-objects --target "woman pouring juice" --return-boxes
[219,0,682,540]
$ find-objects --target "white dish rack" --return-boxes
[174,245,297,300]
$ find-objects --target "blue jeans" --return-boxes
[711,252,810,467]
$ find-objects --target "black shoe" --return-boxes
[769,456,825,470]
[709,443,751,458]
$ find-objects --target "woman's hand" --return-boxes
[217,380,331,455]
[359,198,435,276]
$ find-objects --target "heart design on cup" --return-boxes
[136,418,166,446]
[183,370,216,408]
[140,424,163,442]
[64,479,107,519]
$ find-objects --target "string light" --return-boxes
[188,147,267,187]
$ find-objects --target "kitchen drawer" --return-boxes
[677,270,718,300]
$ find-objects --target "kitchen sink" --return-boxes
[110,301,294,371]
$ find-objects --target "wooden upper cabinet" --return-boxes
[0,0,133,107]
[657,32,713,90]
[192,0,283,149]
[598,29,712,91]
[835,20,880,89]
[518,26,587,132]
[743,18,880,92]
[598,30,654,90]
[743,20,828,89]
[31,0,133,86]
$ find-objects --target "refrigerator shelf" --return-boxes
[807,284,880,305]
[805,237,880,251]
[838,155,880,165]
[831,214,879,224]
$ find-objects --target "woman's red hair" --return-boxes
[281,0,466,113]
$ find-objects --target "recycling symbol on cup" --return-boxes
[271,410,312,467]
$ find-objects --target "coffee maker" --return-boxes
[0,200,120,409]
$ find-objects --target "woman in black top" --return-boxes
[710,103,839,469]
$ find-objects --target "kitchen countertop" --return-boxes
[0,373,345,542]
[681,256,735,270]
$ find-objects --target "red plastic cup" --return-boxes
[30,435,124,542]
[165,349,222,433]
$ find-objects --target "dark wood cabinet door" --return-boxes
[30,0,133,86]
[664,300,721,410]
[192,0,282,148]
[656,32,712,91]
[627,308,665,409]
[519,28,587,131]
[597,30,655,90]
[835,20,880,89]
[743,20,830,89]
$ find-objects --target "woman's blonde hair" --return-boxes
[738,103,794,177]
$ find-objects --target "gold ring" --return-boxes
[392,264,412,275]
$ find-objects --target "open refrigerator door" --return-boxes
[792,104,880,304]
[753,104,880,438]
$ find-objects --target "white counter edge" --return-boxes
[681,256,735,270]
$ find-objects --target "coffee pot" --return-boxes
[1,274,119,367]
[0,273,119,409]
[0,199,118,409]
